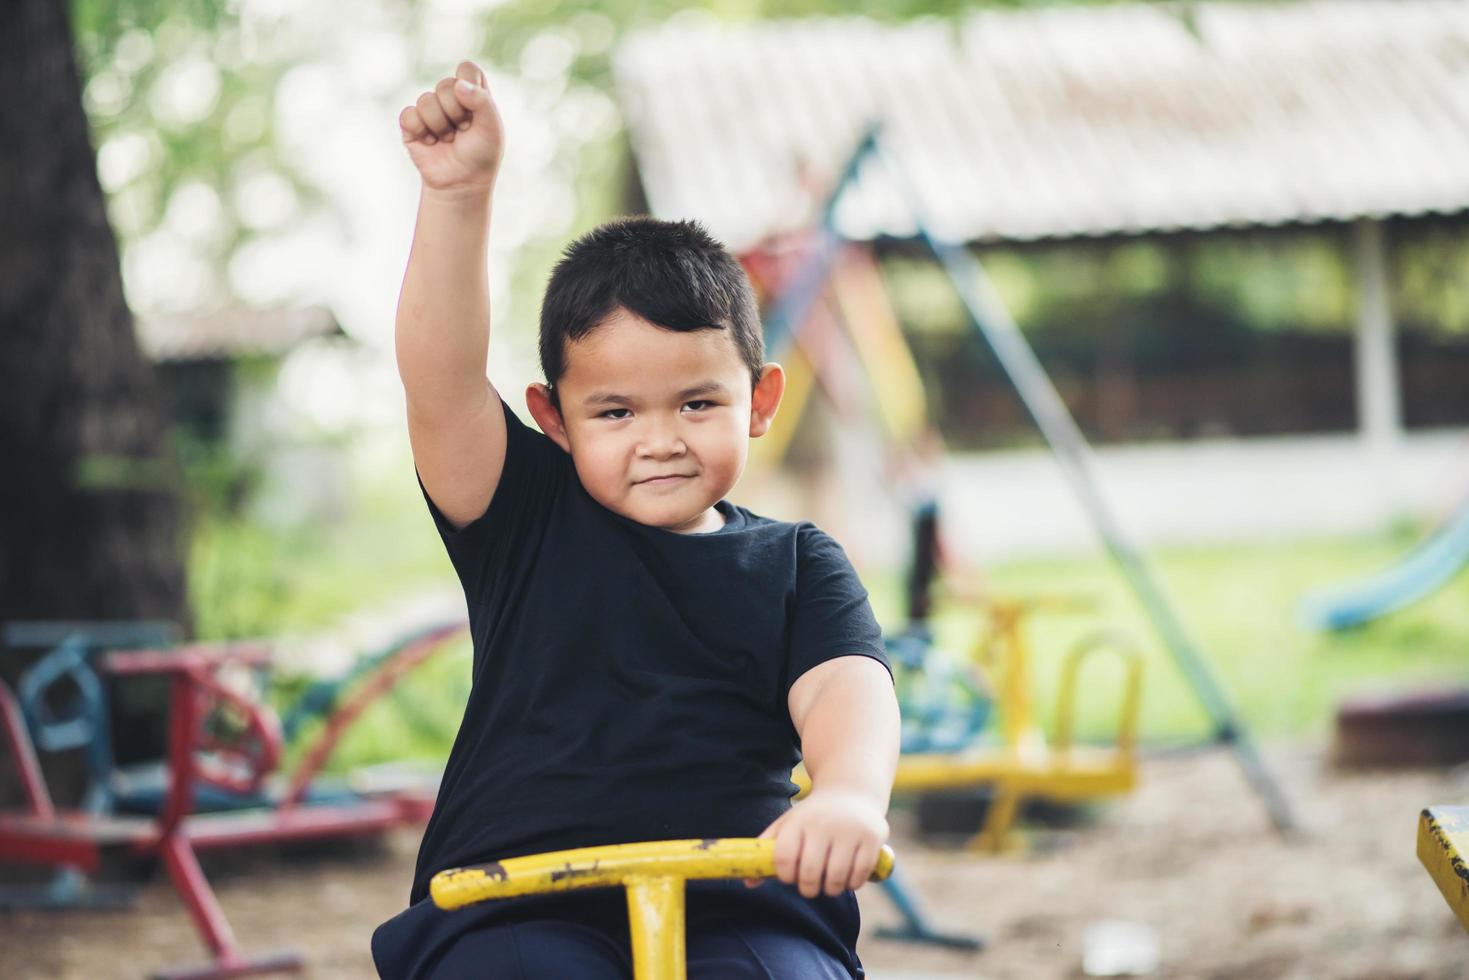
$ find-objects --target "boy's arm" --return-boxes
[759,656,899,898]
[396,62,508,529]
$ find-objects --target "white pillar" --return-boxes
[1352,218,1402,458]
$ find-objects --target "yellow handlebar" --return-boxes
[431,837,895,911]
[430,838,897,980]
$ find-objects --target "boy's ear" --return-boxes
[749,363,786,439]
[525,383,572,453]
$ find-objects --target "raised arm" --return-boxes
[396,61,508,529]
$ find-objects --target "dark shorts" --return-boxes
[372,886,857,979]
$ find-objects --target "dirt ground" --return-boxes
[3,744,1467,979]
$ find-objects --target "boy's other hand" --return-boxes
[747,788,889,898]
[399,61,505,194]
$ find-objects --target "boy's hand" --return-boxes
[749,788,889,898]
[399,61,505,194]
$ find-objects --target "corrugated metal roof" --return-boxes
[613,1,1469,250]
[136,305,344,363]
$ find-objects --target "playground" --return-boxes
[6,1,1469,977]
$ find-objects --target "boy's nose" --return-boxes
[638,439,686,460]
[637,424,686,459]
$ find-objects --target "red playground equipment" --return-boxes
[0,621,465,979]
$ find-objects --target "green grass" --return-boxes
[868,532,1469,744]
[187,462,458,643]
[184,454,475,774]
[276,636,474,775]
[185,467,1469,770]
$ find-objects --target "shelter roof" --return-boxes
[136,306,345,363]
[613,1,1469,250]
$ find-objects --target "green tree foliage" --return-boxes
[70,0,1469,426]
[73,0,324,313]
[65,0,1130,320]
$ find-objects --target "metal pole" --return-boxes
[760,130,874,354]
[836,129,1296,832]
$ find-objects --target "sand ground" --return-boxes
[3,745,1466,979]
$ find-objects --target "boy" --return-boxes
[373,61,900,978]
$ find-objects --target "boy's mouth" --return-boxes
[635,474,693,486]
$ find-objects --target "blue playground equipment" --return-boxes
[1,620,178,910]
[1299,498,1469,631]
[887,626,992,755]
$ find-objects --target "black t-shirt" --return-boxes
[410,398,890,974]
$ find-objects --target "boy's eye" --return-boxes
[684,400,713,412]
[600,408,631,420]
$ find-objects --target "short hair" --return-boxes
[539,217,764,398]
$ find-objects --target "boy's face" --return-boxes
[526,308,784,534]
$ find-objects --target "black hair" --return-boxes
[538,217,764,401]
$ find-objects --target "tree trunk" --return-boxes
[0,0,189,773]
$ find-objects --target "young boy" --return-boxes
[373,61,900,978]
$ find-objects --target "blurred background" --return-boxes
[2,0,1467,977]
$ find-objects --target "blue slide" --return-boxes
[1300,500,1469,631]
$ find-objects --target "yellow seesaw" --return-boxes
[793,613,1144,852]
[1418,806,1469,934]
[431,838,896,980]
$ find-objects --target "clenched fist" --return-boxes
[399,61,505,194]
